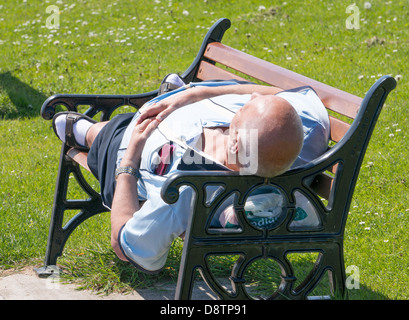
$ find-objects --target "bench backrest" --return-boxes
[185,40,363,201]
[169,18,396,228]
[196,42,362,145]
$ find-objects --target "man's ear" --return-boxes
[228,134,239,154]
[226,131,239,170]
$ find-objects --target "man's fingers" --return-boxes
[136,103,166,124]
[135,111,151,125]
[136,101,179,125]
[155,105,177,122]
[134,117,160,136]
[144,117,160,134]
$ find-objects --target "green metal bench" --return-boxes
[36,18,396,300]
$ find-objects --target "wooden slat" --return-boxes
[204,42,362,119]
[329,116,350,143]
[309,172,333,200]
[67,148,90,171]
[197,61,248,82]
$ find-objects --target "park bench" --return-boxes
[36,18,396,300]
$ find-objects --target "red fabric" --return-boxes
[154,143,175,175]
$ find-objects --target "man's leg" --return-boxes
[85,121,108,148]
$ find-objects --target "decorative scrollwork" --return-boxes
[162,186,180,204]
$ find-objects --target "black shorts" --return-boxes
[87,113,135,209]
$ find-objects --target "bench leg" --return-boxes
[35,144,107,277]
[175,240,347,300]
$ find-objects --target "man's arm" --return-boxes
[137,83,283,124]
[110,117,159,261]
[110,171,140,261]
[185,83,284,101]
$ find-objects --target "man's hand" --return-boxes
[120,117,160,168]
[136,88,199,125]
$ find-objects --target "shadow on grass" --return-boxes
[114,256,390,300]
[53,246,391,300]
[0,71,47,119]
[346,285,389,300]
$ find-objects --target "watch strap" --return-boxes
[115,166,140,180]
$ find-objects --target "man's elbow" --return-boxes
[111,237,128,262]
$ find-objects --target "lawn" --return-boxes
[0,0,408,299]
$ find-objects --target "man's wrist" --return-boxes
[120,158,139,169]
[115,166,140,180]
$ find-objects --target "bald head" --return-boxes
[227,93,304,177]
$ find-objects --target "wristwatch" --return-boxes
[115,166,140,180]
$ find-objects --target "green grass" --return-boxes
[0,0,408,299]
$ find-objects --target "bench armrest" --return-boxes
[41,90,158,121]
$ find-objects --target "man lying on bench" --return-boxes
[51,76,330,274]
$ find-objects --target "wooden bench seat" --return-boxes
[37,18,396,300]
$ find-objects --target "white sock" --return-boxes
[54,115,93,147]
